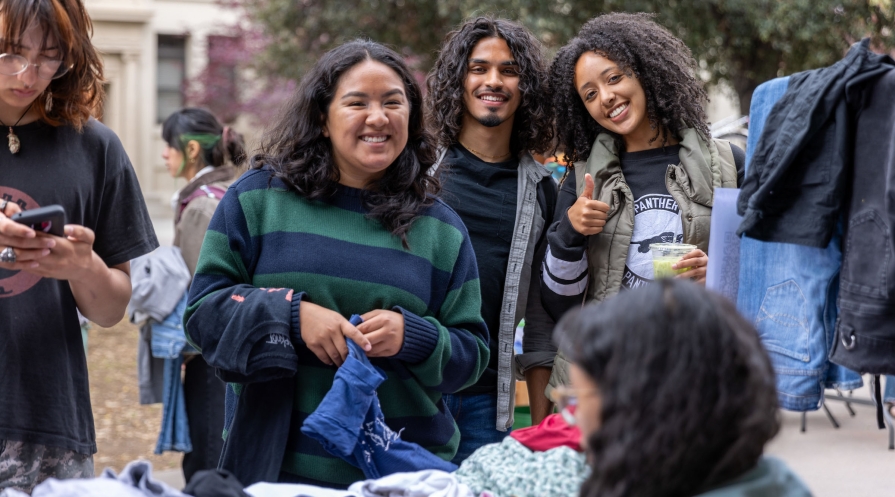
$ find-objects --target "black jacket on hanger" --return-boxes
[737,39,894,247]
[829,68,895,376]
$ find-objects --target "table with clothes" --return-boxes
[1,321,588,497]
[1,312,812,496]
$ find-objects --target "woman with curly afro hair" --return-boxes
[540,13,746,314]
[536,13,746,395]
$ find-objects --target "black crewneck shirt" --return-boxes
[439,145,518,394]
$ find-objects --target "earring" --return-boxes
[45,91,53,113]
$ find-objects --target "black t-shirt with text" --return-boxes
[620,144,745,289]
[440,145,518,394]
[0,119,158,454]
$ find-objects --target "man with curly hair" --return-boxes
[538,13,745,396]
[424,16,558,462]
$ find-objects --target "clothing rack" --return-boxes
[800,381,894,450]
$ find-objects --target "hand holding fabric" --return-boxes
[674,249,708,284]
[358,309,406,358]
[566,173,609,236]
[300,301,372,366]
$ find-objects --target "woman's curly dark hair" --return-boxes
[550,13,710,162]
[252,40,438,247]
[555,279,780,497]
[425,16,553,156]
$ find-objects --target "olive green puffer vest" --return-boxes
[547,129,738,396]
[574,128,738,303]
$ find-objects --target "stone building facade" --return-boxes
[85,0,242,218]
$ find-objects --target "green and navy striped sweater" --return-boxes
[184,169,489,487]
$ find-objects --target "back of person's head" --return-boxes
[162,108,246,168]
[0,0,103,130]
[425,16,553,155]
[555,280,779,497]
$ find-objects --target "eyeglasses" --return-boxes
[550,385,597,426]
[0,53,70,80]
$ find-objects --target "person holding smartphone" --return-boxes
[0,0,158,492]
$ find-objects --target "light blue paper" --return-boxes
[706,188,743,302]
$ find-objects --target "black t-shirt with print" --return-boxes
[440,145,518,394]
[0,119,158,454]
[620,144,744,289]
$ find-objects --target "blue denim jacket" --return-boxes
[738,77,862,411]
[151,293,194,359]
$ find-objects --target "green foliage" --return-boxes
[236,0,894,113]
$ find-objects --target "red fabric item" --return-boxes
[511,411,582,452]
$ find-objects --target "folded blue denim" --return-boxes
[301,316,457,478]
[738,77,861,412]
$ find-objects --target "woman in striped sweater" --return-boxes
[183,40,490,488]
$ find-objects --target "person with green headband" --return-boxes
[160,107,246,483]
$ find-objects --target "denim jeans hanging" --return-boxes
[155,354,192,454]
[152,292,192,454]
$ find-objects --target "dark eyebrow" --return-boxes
[341,91,368,99]
[5,43,59,52]
[341,89,405,99]
[468,58,518,66]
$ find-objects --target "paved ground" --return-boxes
[766,381,894,496]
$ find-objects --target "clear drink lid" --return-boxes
[649,243,696,257]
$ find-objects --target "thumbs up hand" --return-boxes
[567,174,610,236]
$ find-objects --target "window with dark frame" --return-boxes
[157,35,186,123]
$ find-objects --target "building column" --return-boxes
[121,51,142,179]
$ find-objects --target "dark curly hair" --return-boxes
[425,16,553,156]
[555,279,780,497]
[550,13,710,162]
[1,0,105,131]
[252,39,438,247]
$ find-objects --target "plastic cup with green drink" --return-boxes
[650,243,697,279]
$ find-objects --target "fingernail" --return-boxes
[41,249,50,256]
[46,240,55,248]
[30,262,38,268]
[64,226,73,236]
[364,344,372,352]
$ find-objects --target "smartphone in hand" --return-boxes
[11,205,66,237]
